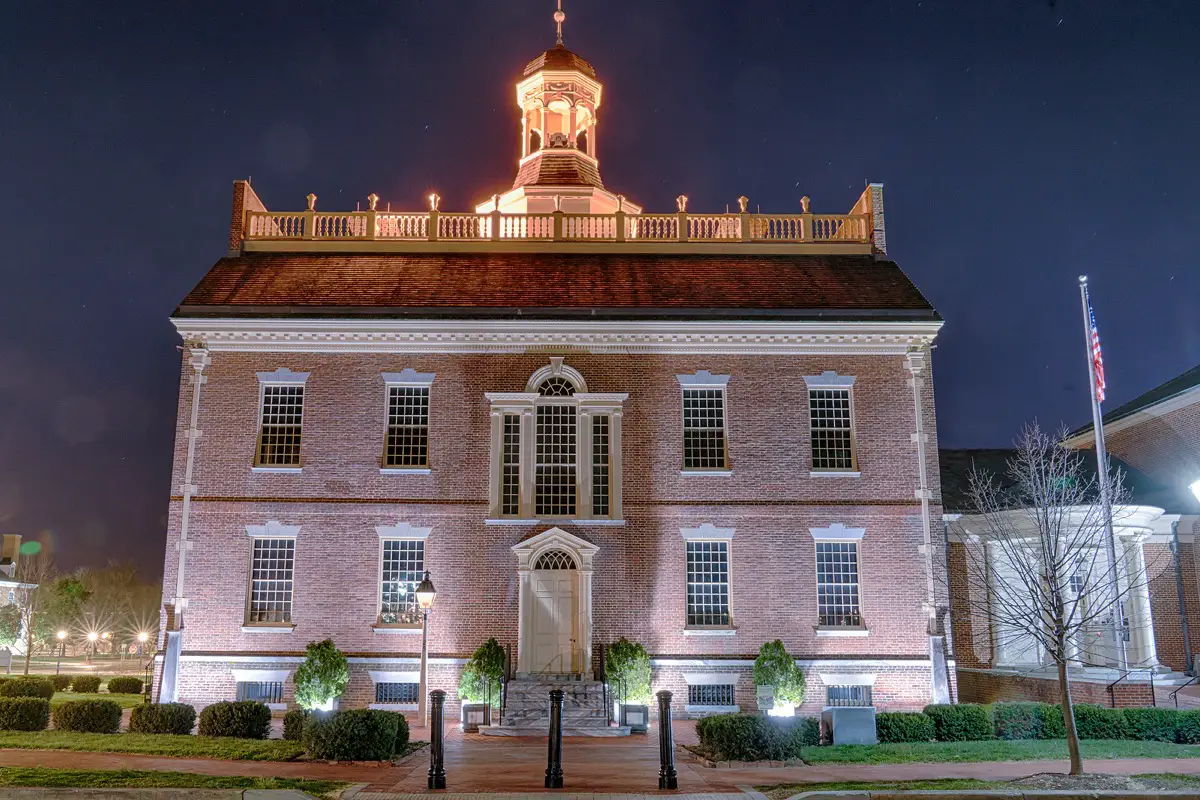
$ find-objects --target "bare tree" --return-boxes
[12,550,58,675]
[954,423,1163,775]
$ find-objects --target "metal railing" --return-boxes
[1106,669,1156,708]
[1170,675,1200,708]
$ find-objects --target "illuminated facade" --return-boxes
[156,12,951,727]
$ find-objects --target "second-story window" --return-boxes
[254,369,309,469]
[804,372,858,473]
[677,372,731,473]
[535,379,578,517]
[381,370,435,472]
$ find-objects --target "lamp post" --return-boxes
[56,631,67,674]
[137,631,149,658]
[86,631,99,664]
[415,570,437,727]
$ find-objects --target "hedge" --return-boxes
[0,678,55,700]
[0,698,50,731]
[53,699,122,733]
[303,709,403,761]
[49,675,72,692]
[695,713,817,761]
[876,711,935,743]
[1124,707,1180,743]
[1040,704,1067,739]
[993,702,1049,740]
[70,676,102,694]
[197,701,271,739]
[129,703,196,735]
[283,709,306,741]
[1072,704,1127,740]
[1176,710,1200,744]
[106,676,144,695]
[923,703,992,741]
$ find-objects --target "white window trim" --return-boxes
[486,359,626,522]
[681,524,735,634]
[676,370,730,388]
[374,526,429,631]
[369,670,421,710]
[375,523,432,540]
[810,524,867,635]
[232,669,290,711]
[380,370,434,474]
[381,369,435,387]
[254,369,309,472]
[680,523,736,541]
[244,523,299,631]
[682,673,740,714]
[256,368,310,384]
[805,373,858,475]
[678,372,731,474]
[818,672,877,687]
[809,523,865,541]
[802,371,856,388]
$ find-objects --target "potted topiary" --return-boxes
[754,640,805,715]
[457,638,504,731]
[294,639,349,716]
[607,637,652,733]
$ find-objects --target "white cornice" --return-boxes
[173,319,943,355]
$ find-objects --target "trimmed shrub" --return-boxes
[294,639,349,712]
[0,678,55,700]
[304,709,402,761]
[993,702,1047,740]
[695,713,813,761]
[876,711,935,743]
[753,640,805,707]
[607,638,653,705]
[50,675,72,692]
[0,698,50,731]
[394,709,410,751]
[70,675,102,693]
[283,709,307,741]
[53,699,122,733]
[792,716,820,748]
[1072,704,1127,740]
[1176,710,1200,744]
[1039,704,1067,739]
[106,676,144,695]
[1124,707,1180,742]
[922,703,992,741]
[197,701,271,739]
[129,703,196,735]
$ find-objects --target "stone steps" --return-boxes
[478,676,626,737]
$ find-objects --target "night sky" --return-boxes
[2,1,1197,576]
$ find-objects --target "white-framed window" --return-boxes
[826,684,872,706]
[254,368,309,469]
[681,524,735,632]
[678,371,731,472]
[682,672,740,714]
[232,668,291,710]
[486,358,627,522]
[244,522,299,627]
[811,524,866,630]
[375,523,431,628]
[381,370,435,471]
[688,683,734,706]
[368,669,421,710]
[803,372,857,473]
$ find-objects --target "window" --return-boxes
[686,540,730,627]
[256,385,304,466]
[535,393,577,517]
[816,541,861,627]
[809,388,855,471]
[237,681,284,704]
[682,389,727,469]
[826,685,872,707]
[375,682,420,704]
[688,683,734,706]
[501,414,521,515]
[247,538,295,624]
[592,416,610,516]
[384,386,429,467]
[380,539,425,625]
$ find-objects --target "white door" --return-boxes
[532,572,577,673]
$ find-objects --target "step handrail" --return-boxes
[1170,675,1200,708]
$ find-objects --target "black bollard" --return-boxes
[545,688,565,789]
[656,690,678,790]
[428,689,447,790]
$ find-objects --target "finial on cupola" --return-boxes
[554,0,566,47]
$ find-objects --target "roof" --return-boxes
[174,252,939,321]
[523,45,596,78]
[1069,363,1200,440]
[939,448,1200,515]
[514,150,604,189]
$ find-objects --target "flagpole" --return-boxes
[1078,275,1128,672]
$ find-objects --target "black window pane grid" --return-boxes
[826,685,872,707]
[501,414,521,515]
[683,389,727,469]
[380,539,424,624]
[686,541,730,627]
[237,681,284,703]
[257,385,304,466]
[592,415,610,517]
[535,404,577,517]
[809,389,854,471]
[385,387,429,467]
[816,541,861,627]
[375,682,420,704]
[688,683,735,706]
[248,538,294,624]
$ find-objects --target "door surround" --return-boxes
[512,527,598,675]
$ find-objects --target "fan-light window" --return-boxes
[534,549,577,570]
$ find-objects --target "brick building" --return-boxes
[155,16,951,730]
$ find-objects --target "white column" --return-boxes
[579,568,594,676]
[487,410,502,517]
[1123,536,1158,668]
[610,410,624,519]
[516,567,530,675]
[578,410,592,519]
[520,407,535,519]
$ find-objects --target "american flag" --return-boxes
[1089,302,1106,404]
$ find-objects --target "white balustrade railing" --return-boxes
[242,209,871,245]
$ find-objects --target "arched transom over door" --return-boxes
[532,549,578,673]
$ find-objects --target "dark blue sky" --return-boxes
[2,1,1197,574]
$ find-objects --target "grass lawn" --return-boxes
[796,738,1200,765]
[0,730,305,761]
[0,767,342,794]
[50,692,145,709]
[759,773,1200,800]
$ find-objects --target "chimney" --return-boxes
[0,535,21,578]
[228,179,268,256]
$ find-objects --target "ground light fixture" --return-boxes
[416,570,437,726]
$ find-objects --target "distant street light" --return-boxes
[1190,478,1200,504]
[55,630,67,675]
[86,631,99,664]
[137,631,149,657]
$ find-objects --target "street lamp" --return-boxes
[415,571,437,727]
[86,631,99,664]
[55,631,67,675]
[137,631,149,658]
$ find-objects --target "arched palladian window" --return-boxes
[485,358,628,522]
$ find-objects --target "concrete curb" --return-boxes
[0,792,319,800]
[787,792,1200,799]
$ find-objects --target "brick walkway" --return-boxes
[3,720,1200,796]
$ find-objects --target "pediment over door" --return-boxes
[512,527,599,571]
